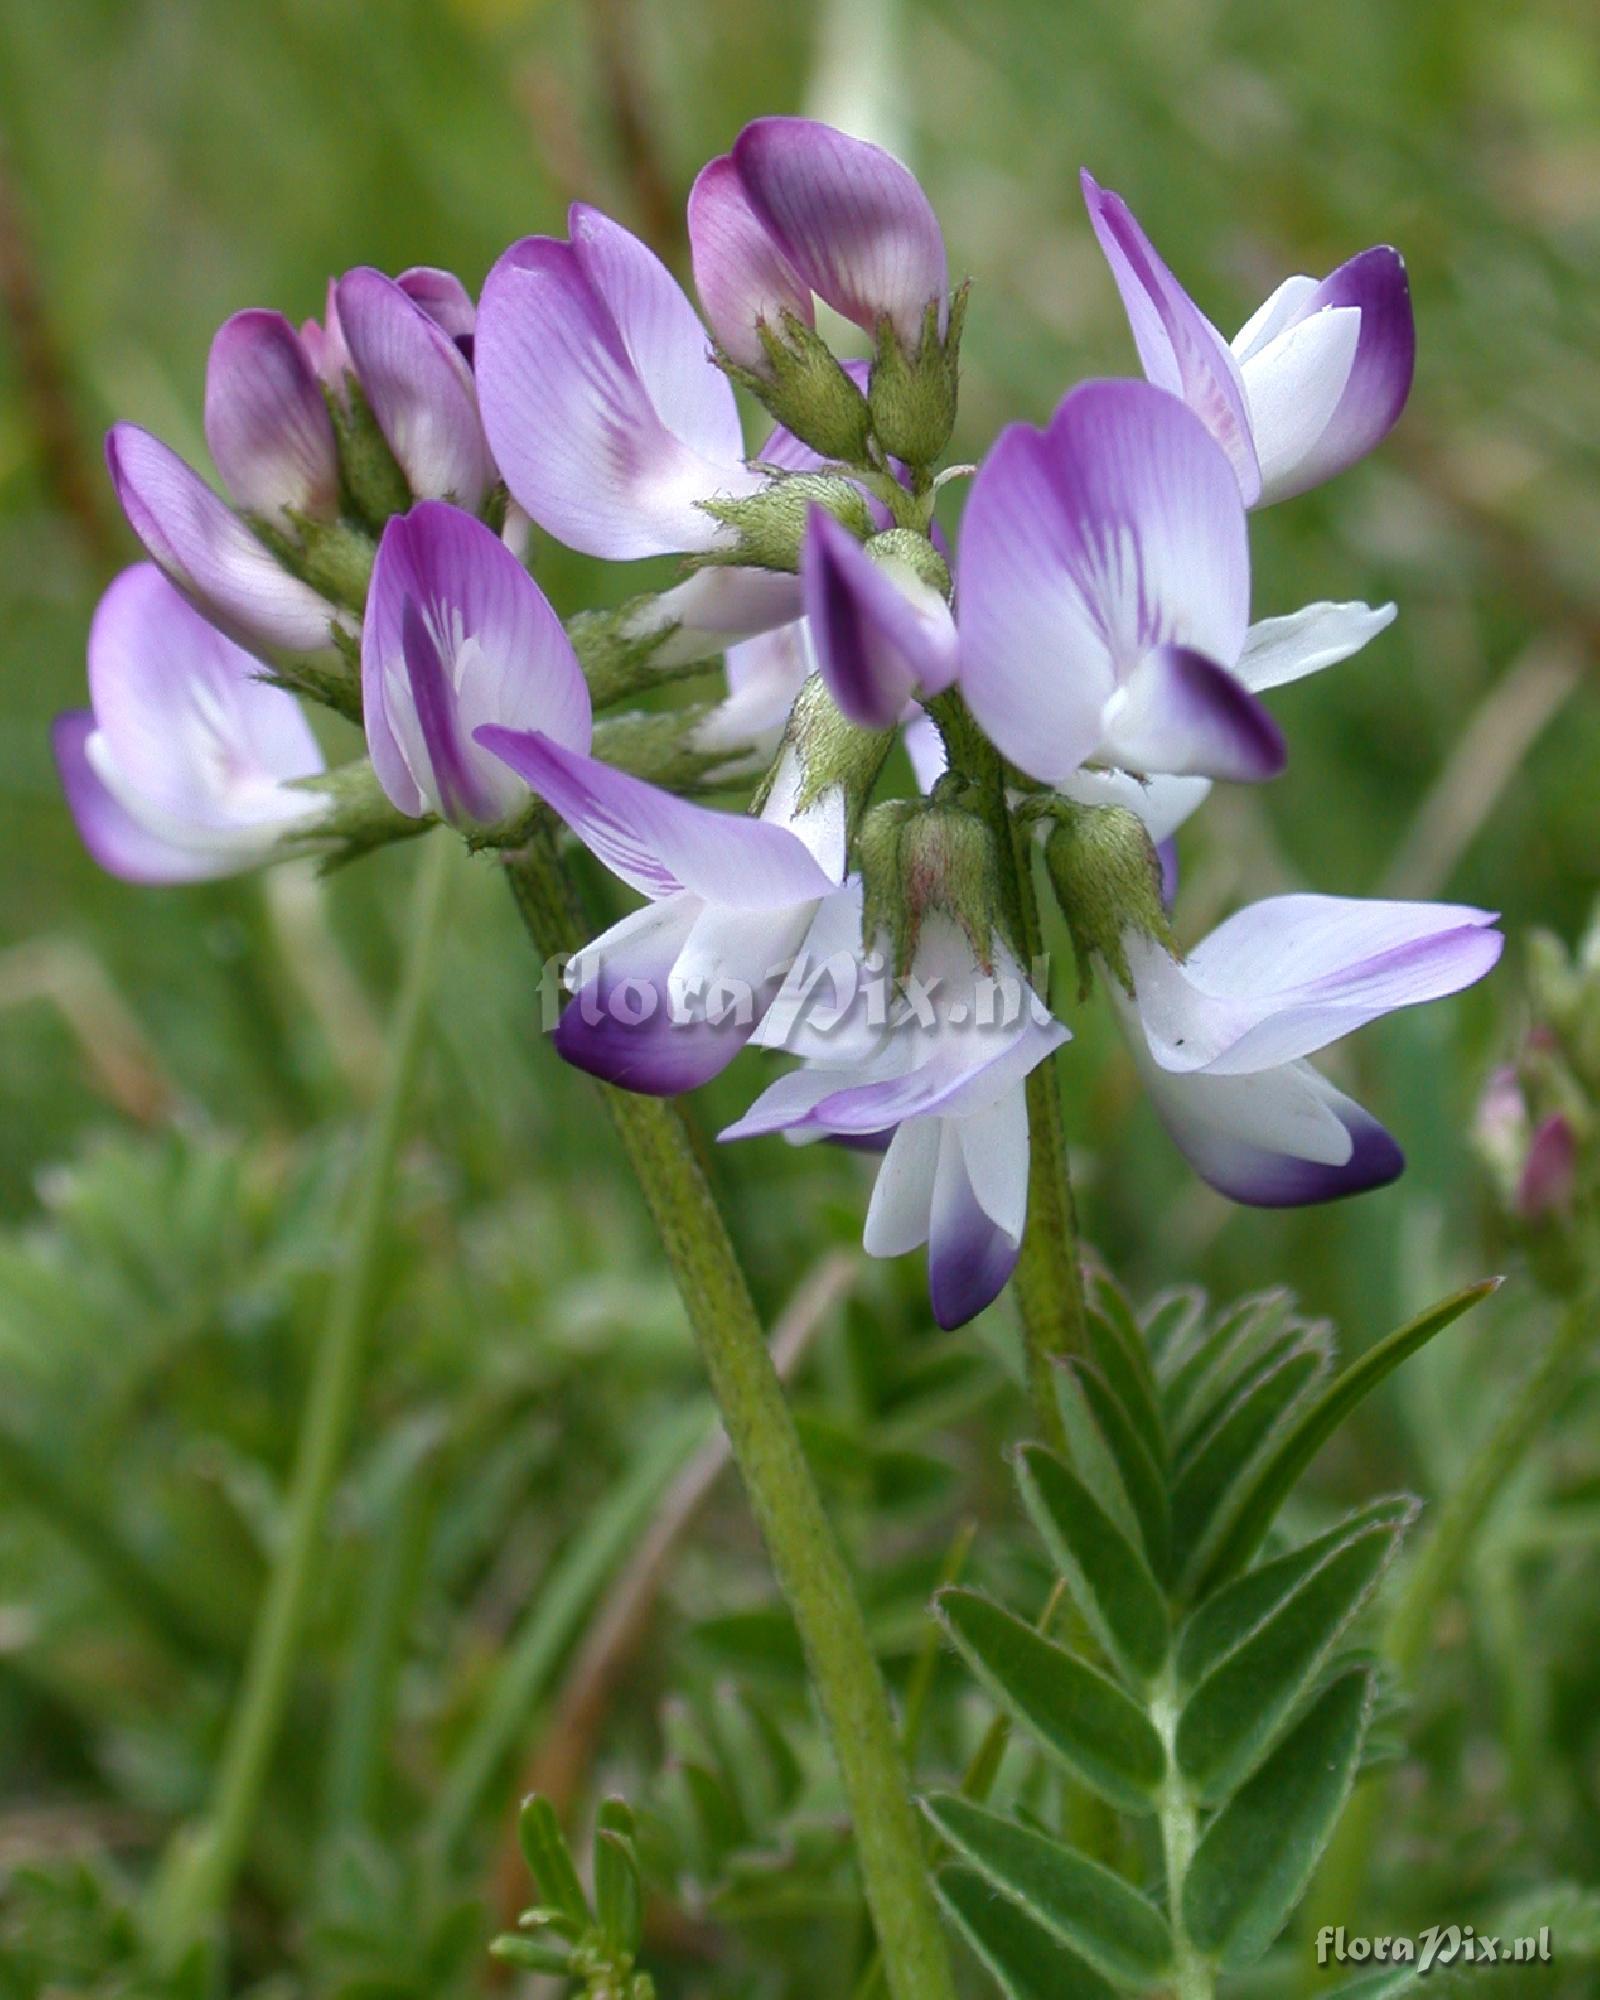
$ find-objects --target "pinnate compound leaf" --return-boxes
[1177,1498,1416,1689]
[1164,1295,1298,1450]
[1177,1504,1413,1801]
[1192,1279,1501,1597]
[1014,1445,1169,1684]
[1182,1665,1374,1967]
[935,1865,1118,2000]
[922,1793,1173,1989]
[936,1588,1165,1813]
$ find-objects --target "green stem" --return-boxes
[145,832,454,1963]
[1305,1287,1595,1958]
[924,691,1088,1451]
[504,825,957,2000]
[1152,1664,1215,2000]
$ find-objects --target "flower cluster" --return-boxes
[56,116,1501,1327]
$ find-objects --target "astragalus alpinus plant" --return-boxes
[57,118,1503,1998]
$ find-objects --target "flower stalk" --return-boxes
[503,820,957,2000]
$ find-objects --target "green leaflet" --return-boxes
[515,1796,588,1931]
[1192,1280,1501,1596]
[1177,1498,1417,1689]
[1161,1292,1296,1447]
[1176,1505,1412,1801]
[1169,1338,1332,1586]
[594,1802,643,1959]
[1182,1666,1375,1966]
[936,1589,1166,1813]
[1064,1360,1171,1576]
[1014,1445,1169,1684]
[1083,1298,1166,1473]
[934,1865,1118,2000]
[921,1793,1172,1989]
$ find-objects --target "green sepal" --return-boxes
[722,311,874,463]
[328,375,412,527]
[280,760,432,873]
[1040,801,1174,999]
[867,284,968,467]
[696,470,875,571]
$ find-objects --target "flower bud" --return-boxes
[727,311,874,464]
[1041,801,1174,998]
[859,793,1004,978]
[699,472,875,574]
[868,283,968,467]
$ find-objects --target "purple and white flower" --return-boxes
[334,268,495,509]
[476,205,764,561]
[1082,173,1415,507]
[204,308,341,524]
[957,380,1394,789]
[54,563,326,883]
[476,729,845,1095]
[106,422,342,654]
[362,501,591,828]
[1109,895,1501,1204]
[802,508,957,728]
[688,117,948,372]
[722,885,1067,1328]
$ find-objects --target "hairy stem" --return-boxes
[925,689,1088,1450]
[1152,1665,1215,2000]
[146,832,455,1963]
[503,823,957,2000]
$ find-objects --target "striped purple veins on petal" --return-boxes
[475,728,836,908]
[400,596,495,825]
[1081,171,1261,503]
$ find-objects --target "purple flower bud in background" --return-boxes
[802,508,957,729]
[721,883,1067,1329]
[204,309,341,522]
[475,728,844,1095]
[1082,172,1415,507]
[958,380,1396,790]
[106,422,341,654]
[54,564,327,883]
[1109,895,1501,1204]
[475,205,763,560]
[362,501,590,828]
[396,266,477,352]
[1517,1113,1577,1221]
[335,268,494,509]
[689,118,948,371]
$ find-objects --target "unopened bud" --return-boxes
[699,472,875,574]
[1042,802,1173,999]
[868,284,968,467]
[724,311,874,463]
[865,527,951,601]
[327,376,411,527]
[859,793,1003,978]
